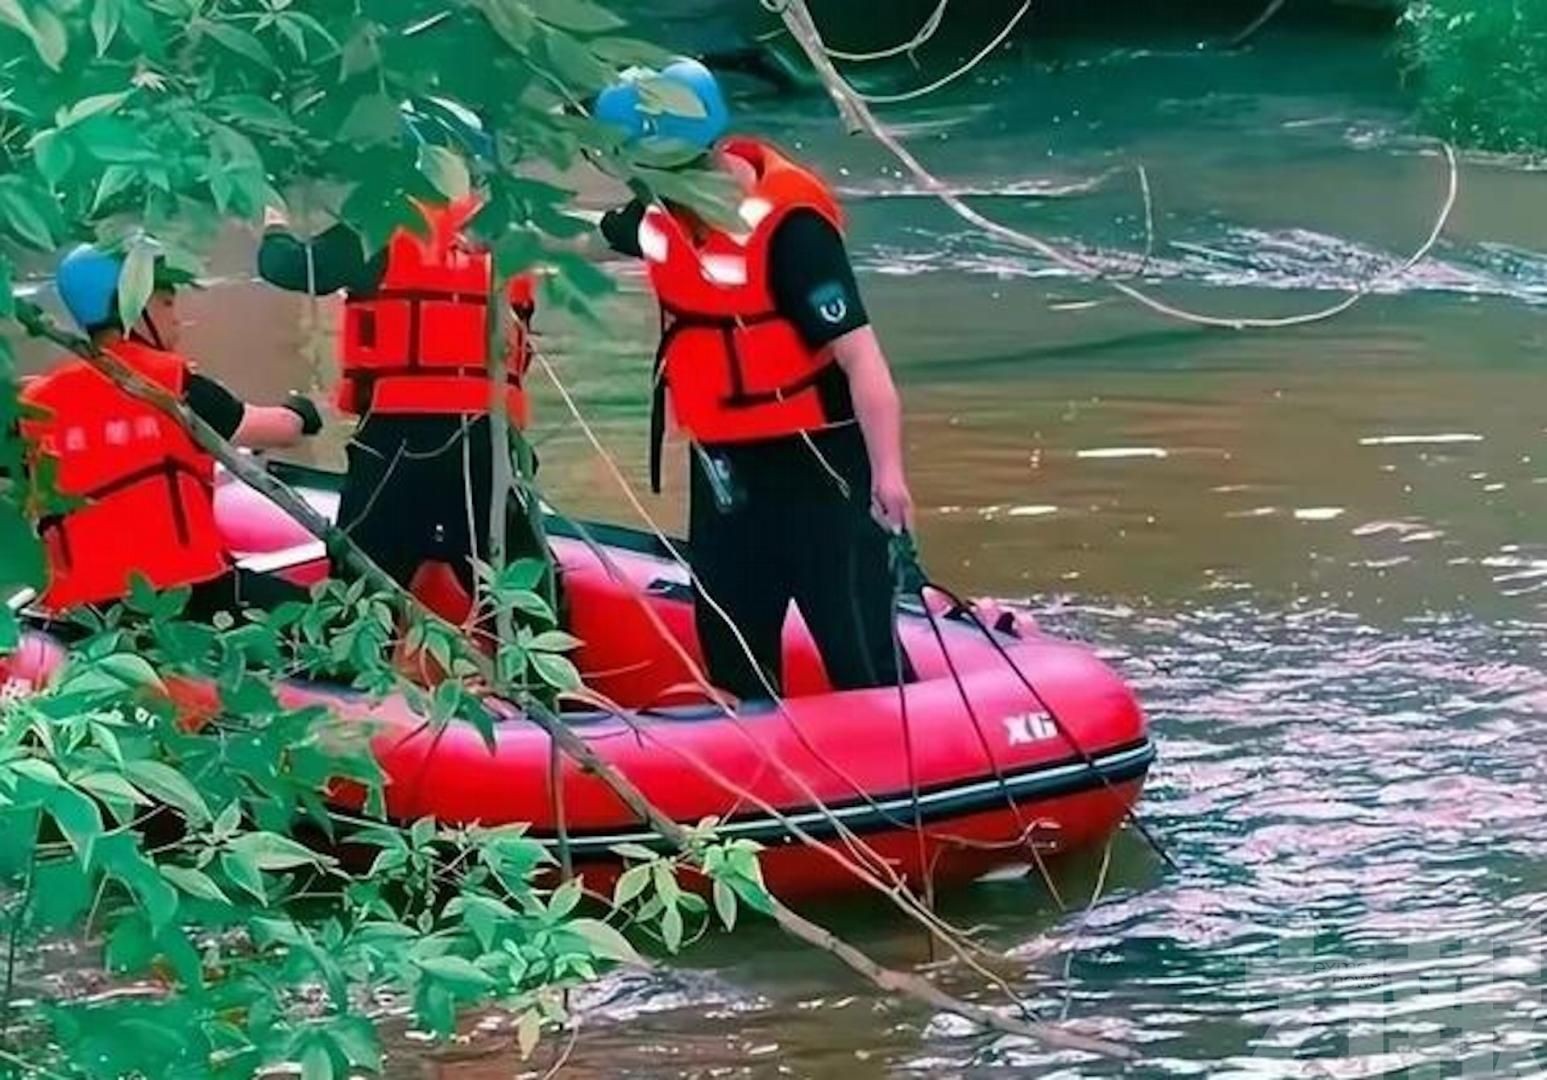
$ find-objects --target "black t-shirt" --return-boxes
[256,223,387,296]
[599,200,871,350]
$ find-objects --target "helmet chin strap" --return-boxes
[129,308,167,351]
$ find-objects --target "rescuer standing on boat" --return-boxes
[256,100,547,609]
[595,59,914,700]
[23,244,320,619]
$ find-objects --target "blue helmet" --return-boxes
[56,244,123,332]
[595,57,729,154]
[56,242,194,333]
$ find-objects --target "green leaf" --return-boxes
[97,833,179,929]
[542,28,613,93]
[299,1043,333,1080]
[45,783,103,862]
[75,771,149,807]
[547,875,583,920]
[0,1,39,53]
[529,629,582,653]
[725,873,775,916]
[220,849,265,903]
[610,842,656,862]
[338,20,380,79]
[481,0,535,52]
[100,652,165,691]
[116,237,156,332]
[612,863,649,905]
[227,830,326,871]
[105,912,155,971]
[0,607,18,653]
[201,20,275,69]
[274,13,307,59]
[327,1016,381,1071]
[567,917,640,964]
[417,144,470,202]
[32,857,91,929]
[0,502,45,588]
[531,0,625,33]
[712,880,742,937]
[0,178,55,250]
[31,3,66,68]
[659,902,684,953]
[638,76,707,119]
[211,93,297,134]
[0,0,66,69]
[516,1009,541,1059]
[91,165,139,213]
[340,93,401,146]
[590,36,674,67]
[160,864,230,904]
[530,651,581,692]
[11,757,63,787]
[417,954,496,993]
[91,0,123,55]
[651,861,680,907]
[213,800,241,837]
[124,759,212,826]
[75,115,156,164]
[61,91,132,128]
[31,130,75,187]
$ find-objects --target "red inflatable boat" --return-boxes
[2,461,1154,899]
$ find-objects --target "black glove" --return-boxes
[283,393,323,436]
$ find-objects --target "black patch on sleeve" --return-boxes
[767,210,870,350]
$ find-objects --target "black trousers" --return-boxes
[689,424,902,700]
[334,414,549,600]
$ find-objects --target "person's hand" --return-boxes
[871,467,914,534]
[921,587,1037,638]
[262,205,289,229]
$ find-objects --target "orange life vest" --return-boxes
[19,341,227,611]
[640,137,850,490]
[339,196,535,422]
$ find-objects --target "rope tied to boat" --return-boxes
[888,530,1179,871]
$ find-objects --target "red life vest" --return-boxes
[640,137,850,490]
[20,341,227,611]
[339,196,535,422]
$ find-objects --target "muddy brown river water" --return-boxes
[17,20,1547,1078]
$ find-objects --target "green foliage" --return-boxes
[0,0,765,1076]
[1404,1,1547,156]
[609,819,773,954]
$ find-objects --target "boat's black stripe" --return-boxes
[521,738,1157,855]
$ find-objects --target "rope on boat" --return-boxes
[896,540,1179,871]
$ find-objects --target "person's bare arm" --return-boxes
[231,405,303,449]
[831,325,913,533]
[231,393,321,449]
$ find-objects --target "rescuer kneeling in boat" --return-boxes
[595,60,914,699]
[256,100,547,613]
[22,244,321,620]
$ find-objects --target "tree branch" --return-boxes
[11,302,1130,1060]
[774,0,1459,332]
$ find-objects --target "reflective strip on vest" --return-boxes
[639,138,847,453]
